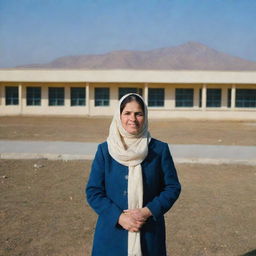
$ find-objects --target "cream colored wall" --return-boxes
[89,82,145,116]
[231,84,256,111]
[166,83,202,109]
[203,83,229,109]
[0,83,4,106]
[0,81,255,120]
[0,83,91,116]
[146,82,256,120]
[0,83,21,115]
[89,83,117,116]
[1,70,256,84]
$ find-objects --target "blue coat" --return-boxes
[86,138,181,256]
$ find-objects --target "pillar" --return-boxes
[231,84,236,109]
[221,87,228,108]
[0,85,3,106]
[86,82,90,115]
[65,85,70,107]
[111,85,119,108]
[169,87,175,108]
[202,84,207,109]
[164,86,172,109]
[41,85,48,107]
[194,87,200,108]
[19,84,23,114]
[144,83,148,105]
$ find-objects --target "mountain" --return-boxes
[17,41,256,70]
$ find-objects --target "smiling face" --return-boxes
[120,100,145,135]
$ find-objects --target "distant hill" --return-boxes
[17,41,256,70]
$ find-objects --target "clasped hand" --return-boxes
[118,207,152,232]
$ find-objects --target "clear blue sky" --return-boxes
[0,0,256,68]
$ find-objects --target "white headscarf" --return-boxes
[107,93,151,256]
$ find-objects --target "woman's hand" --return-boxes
[118,213,144,232]
[123,207,152,222]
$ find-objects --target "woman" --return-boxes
[86,93,181,256]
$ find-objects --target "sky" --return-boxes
[0,0,256,68]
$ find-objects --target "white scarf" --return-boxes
[107,93,151,256]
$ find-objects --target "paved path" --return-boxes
[1,140,255,165]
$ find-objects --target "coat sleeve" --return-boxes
[86,144,123,227]
[146,143,181,220]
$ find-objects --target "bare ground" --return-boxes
[0,160,255,256]
[0,116,256,255]
[0,116,256,145]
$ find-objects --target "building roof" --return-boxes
[0,69,256,84]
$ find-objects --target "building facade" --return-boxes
[0,69,256,119]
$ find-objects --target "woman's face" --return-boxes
[120,101,145,135]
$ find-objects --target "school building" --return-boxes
[0,69,256,120]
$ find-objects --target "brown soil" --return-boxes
[0,116,256,145]
[0,160,255,256]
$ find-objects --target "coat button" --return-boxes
[123,190,127,196]
[125,175,128,180]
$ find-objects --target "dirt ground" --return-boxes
[0,116,256,145]
[0,116,256,256]
[0,160,256,256]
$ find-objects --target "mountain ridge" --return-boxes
[16,41,256,71]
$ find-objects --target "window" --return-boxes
[148,88,164,107]
[206,89,221,107]
[227,89,231,108]
[118,88,143,99]
[71,87,85,106]
[48,87,64,106]
[26,87,41,106]
[95,88,109,106]
[236,89,256,108]
[175,88,194,107]
[5,86,19,105]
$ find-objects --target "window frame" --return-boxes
[94,87,110,106]
[48,87,65,106]
[206,88,222,108]
[175,88,194,107]
[71,87,86,106]
[26,87,41,106]
[118,87,143,99]
[235,89,256,108]
[5,86,19,105]
[148,88,165,107]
